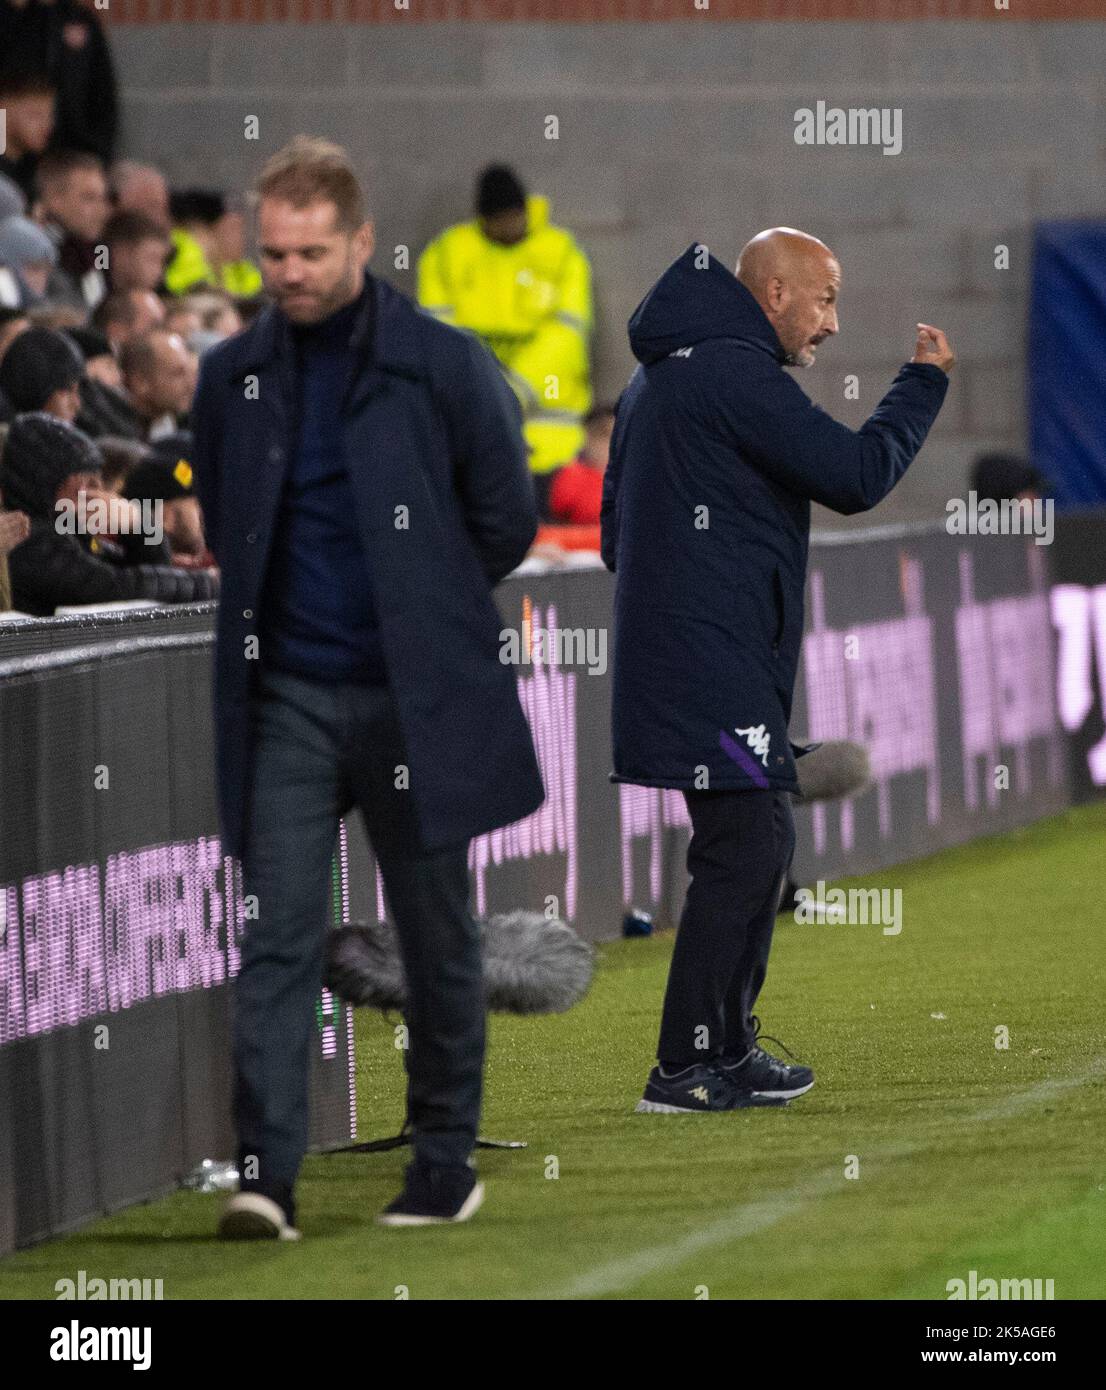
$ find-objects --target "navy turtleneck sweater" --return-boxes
[259,288,386,684]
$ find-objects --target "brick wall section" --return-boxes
[99,2,1106,25]
[104,18,1106,525]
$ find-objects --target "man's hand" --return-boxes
[912,323,955,374]
[0,510,30,557]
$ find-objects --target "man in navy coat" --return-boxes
[191,138,544,1234]
[601,229,954,1114]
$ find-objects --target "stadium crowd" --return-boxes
[0,4,1039,624]
[0,13,612,619]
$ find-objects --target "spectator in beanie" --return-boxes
[0,214,59,308]
[0,412,218,616]
[103,209,171,294]
[110,161,170,232]
[547,404,615,525]
[35,150,110,313]
[0,324,83,423]
[119,329,197,440]
[125,436,213,567]
[0,71,55,204]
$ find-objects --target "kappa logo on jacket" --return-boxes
[668,346,694,358]
[733,723,771,768]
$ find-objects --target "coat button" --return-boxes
[246,531,257,544]
[268,446,283,464]
[243,609,253,619]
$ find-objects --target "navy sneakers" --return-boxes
[636,1061,790,1113]
[376,1162,485,1227]
[720,1018,815,1100]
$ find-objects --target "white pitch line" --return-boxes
[545,1056,1106,1301]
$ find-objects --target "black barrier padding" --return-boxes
[176,986,235,1173]
[95,654,175,859]
[163,648,221,837]
[9,1024,104,1247]
[87,1002,188,1226]
[0,1050,12,1254]
[786,529,1070,891]
[0,677,40,884]
[0,642,355,1255]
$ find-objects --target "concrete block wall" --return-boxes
[108,20,1106,527]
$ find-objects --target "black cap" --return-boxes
[65,326,113,362]
[149,430,194,473]
[970,452,1046,502]
[476,165,526,218]
[125,450,194,503]
[0,327,83,412]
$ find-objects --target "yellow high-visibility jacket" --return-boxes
[165,228,263,300]
[417,195,592,474]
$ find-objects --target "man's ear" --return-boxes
[354,220,375,268]
[765,276,787,313]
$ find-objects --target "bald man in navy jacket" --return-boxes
[601,229,954,1115]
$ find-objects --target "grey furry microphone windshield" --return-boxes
[793,739,871,804]
[324,910,595,1015]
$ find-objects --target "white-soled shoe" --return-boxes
[218,1191,302,1242]
[376,1166,485,1227]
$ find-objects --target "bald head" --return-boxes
[736,227,841,367]
[112,160,170,231]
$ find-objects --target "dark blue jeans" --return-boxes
[233,665,485,1193]
[657,788,796,1067]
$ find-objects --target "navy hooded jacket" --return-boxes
[600,244,949,794]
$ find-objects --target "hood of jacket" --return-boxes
[628,243,786,367]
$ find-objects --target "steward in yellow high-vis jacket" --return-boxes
[417,166,592,479]
[165,189,263,300]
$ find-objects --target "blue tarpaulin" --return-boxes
[1028,221,1106,509]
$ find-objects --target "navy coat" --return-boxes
[191,274,545,860]
[600,244,949,794]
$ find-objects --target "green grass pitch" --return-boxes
[2,802,1103,1300]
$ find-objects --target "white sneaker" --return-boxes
[218,1191,302,1241]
